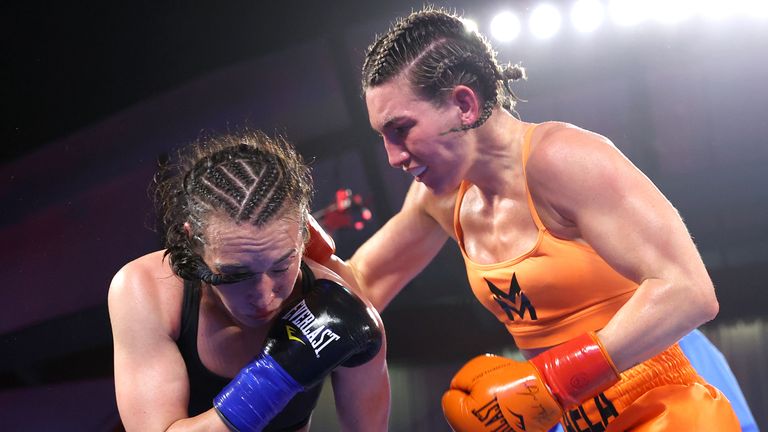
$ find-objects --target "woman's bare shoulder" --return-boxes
[109,250,185,337]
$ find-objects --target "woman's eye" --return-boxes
[271,268,290,274]
[212,271,256,285]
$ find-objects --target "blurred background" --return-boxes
[2,0,767,430]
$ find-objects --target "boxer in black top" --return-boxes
[109,130,389,431]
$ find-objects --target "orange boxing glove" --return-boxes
[442,332,619,432]
[304,213,336,262]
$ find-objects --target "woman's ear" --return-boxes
[183,222,193,239]
[452,85,481,126]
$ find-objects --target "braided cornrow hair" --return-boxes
[362,7,526,131]
[153,130,313,282]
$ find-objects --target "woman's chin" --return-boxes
[235,308,278,327]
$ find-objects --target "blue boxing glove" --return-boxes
[213,279,382,432]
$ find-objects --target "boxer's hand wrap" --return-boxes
[442,332,619,432]
[214,279,382,432]
[304,213,335,262]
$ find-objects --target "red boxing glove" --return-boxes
[304,213,335,262]
[442,332,619,432]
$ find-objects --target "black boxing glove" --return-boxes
[214,279,382,432]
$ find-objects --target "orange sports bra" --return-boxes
[454,126,638,349]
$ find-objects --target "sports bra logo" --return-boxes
[486,273,538,321]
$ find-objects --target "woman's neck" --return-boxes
[465,110,529,196]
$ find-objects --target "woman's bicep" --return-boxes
[568,146,712,298]
[530,128,717,368]
[531,127,710,289]
[113,337,192,430]
[330,338,390,432]
[349,184,448,311]
[109,270,191,431]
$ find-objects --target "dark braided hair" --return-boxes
[153,130,313,283]
[362,6,526,131]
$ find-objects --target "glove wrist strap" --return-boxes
[530,332,620,408]
[213,353,302,432]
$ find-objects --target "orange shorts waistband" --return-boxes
[606,343,702,411]
[560,343,704,430]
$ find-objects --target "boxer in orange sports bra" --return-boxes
[349,6,740,431]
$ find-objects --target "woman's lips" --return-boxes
[246,307,277,321]
[406,165,427,179]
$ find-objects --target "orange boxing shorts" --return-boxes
[560,344,740,431]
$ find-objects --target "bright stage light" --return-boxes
[461,18,479,34]
[691,0,768,22]
[651,0,697,24]
[743,0,768,18]
[487,0,762,46]
[530,4,562,39]
[571,0,606,33]
[609,0,649,26]
[697,0,739,20]
[490,11,522,42]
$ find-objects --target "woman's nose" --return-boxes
[384,140,409,168]
[248,280,276,308]
[249,291,275,309]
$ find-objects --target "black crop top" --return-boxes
[175,262,324,431]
